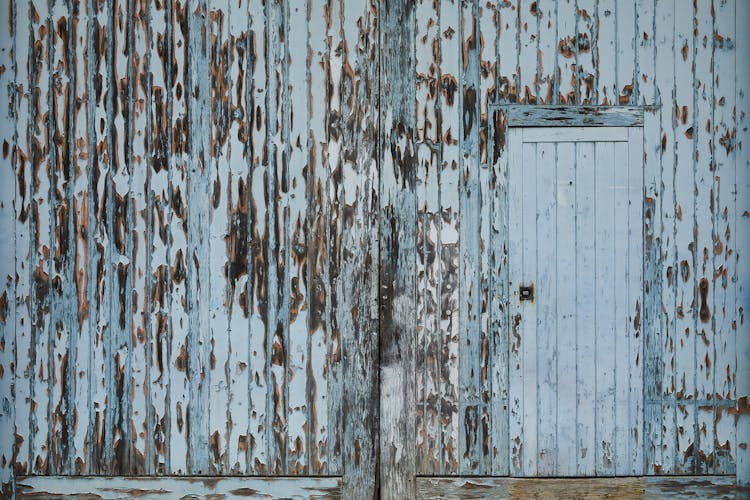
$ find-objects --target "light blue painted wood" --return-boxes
[507,127,644,477]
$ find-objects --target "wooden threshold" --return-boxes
[16,475,343,499]
[416,476,743,499]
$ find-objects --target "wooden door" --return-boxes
[507,126,644,477]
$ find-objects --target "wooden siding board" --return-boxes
[29,0,52,475]
[339,0,379,496]
[286,0,310,476]
[693,0,714,474]
[380,0,416,495]
[495,0,517,103]
[48,0,73,475]
[13,0,33,478]
[537,0,556,104]
[0,0,16,491]
[712,0,736,476]
[148,0,170,474]
[130,0,150,475]
[554,141,576,476]
[736,0,750,487]
[596,0,616,105]
[325,0,343,476]
[518,0,538,104]
[535,140,557,476]
[207,0,231,475]
[458,0,488,476]
[415,0,440,476]
[673,1,695,474]
[71,0,91,475]
[574,140,596,476]
[489,109,509,476]
[226,0,251,475]
[247,0,268,475]
[438,0,461,475]
[168,0,189,475]
[506,128,524,476]
[307,0,329,476]
[555,0,575,104]
[628,127,645,476]
[575,0,596,104]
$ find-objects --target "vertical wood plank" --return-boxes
[307,0,329,475]
[736,0,750,486]
[458,0,488,475]
[341,0,379,496]
[575,0,596,104]
[693,0,714,474]
[438,0,460,475]
[88,0,111,475]
[247,0,268,474]
[613,140,630,475]
[594,140,616,476]
[29,0,52,474]
[555,0,575,103]
[615,0,635,105]
[628,127,645,476]
[637,0,660,476]
[129,0,150,474]
[517,0,538,104]
[653,0,677,475]
[324,0,342,475]
[168,0,190,474]
[536,0,556,104]
[226,0,251,475]
[108,0,132,471]
[535,141,556,477]
[555,141,576,476]
[520,140,537,477]
[380,0,414,495]
[13,0,33,476]
[478,0,496,479]
[596,0,616,104]
[264,0,285,474]
[186,0,211,474]
[506,128,523,477]
[414,0,440,475]
[71,0,91,474]
[673,0,695,474]
[574,140,595,476]
[495,0,517,103]
[207,0,231,475]
[0,0,17,491]
[286,0,309,475]
[712,0,737,476]
[148,0,170,474]
[49,0,73,474]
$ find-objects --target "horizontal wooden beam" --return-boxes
[495,105,646,127]
[17,476,343,499]
[416,476,741,499]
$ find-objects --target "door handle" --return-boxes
[519,284,534,301]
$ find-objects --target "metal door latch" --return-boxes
[519,284,534,301]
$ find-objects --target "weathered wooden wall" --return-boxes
[404,0,749,486]
[0,0,379,496]
[0,0,749,497]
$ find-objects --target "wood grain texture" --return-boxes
[2,0,750,491]
[17,475,343,499]
[415,475,740,499]
[379,0,416,497]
